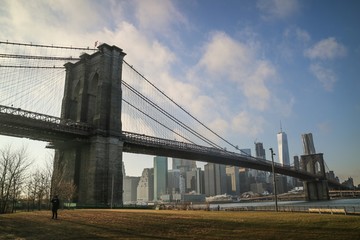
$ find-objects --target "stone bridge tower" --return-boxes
[53,44,126,207]
[300,153,330,201]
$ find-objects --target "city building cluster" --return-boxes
[123,132,355,204]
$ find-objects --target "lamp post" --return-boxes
[269,148,278,212]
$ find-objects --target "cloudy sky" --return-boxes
[0,0,359,185]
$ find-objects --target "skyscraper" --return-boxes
[153,156,168,201]
[226,166,240,195]
[172,158,196,172]
[123,176,140,203]
[255,142,266,159]
[204,163,227,197]
[167,169,181,194]
[302,133,316,155]
[277,129,290,166]
[136,168,154,203]
[254,142,268,183]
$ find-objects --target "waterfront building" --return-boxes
[186,168,205,194]
[168,169,181,194]
[172,158,196,172]
[254,142,268,183]
[154,156,168,201]
[240,148,257,180]
[204,163,227,197]
[123,176,140,204]
[226,166,240,195]
[136,168,154,202]
[250,182,268,194]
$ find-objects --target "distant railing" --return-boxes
[221,205,360,215]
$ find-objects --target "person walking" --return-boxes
[51,195,60,219]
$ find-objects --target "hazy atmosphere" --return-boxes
[0,0,359,185]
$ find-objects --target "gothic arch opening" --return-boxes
[306,161,313,174]
[315,161,321,174]
[70,79,81,121]
[87,73,99,123]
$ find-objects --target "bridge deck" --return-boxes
[0,104,345,186]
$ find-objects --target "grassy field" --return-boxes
[1,209,360,239]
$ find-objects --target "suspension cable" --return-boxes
[0,40,97,51]
[123,60,241,152]
[122,98,197,145]
[122,80,222,149]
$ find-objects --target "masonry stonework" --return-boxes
[300,153,330,201]
[53,44,126,207]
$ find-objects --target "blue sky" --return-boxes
[0,0,359,185]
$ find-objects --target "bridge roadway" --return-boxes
[0,104,341,186]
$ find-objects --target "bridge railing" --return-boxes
[123,131,289,166]
[0,104,93,133]
[121,131,326,180]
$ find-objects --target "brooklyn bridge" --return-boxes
[0,41,343,207]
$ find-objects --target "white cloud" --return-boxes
[257,0,299,20]
[231,111,265,136]
[0,0,126,45]
[310,63,337,91]
[197,31,275,111]
[295,28,311,43]
[134,0,186,33]
[305,37,347,60]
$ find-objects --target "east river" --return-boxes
[208,198,360,213]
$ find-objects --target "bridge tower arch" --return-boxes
[300,153,330,201]
[53,44,126,207]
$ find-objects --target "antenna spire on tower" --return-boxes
[280,120,283,132]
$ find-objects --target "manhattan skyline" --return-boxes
[0,0,359,185]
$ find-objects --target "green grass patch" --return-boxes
[1,209,359,239]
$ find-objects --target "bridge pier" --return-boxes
[300,153,330,201]
[52,44,126,207]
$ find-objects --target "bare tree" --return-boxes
[27,169,51,210]
[0,145,32,214]
[60,180,77,208]
[50,154,77,208]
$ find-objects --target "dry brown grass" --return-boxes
[1,209,360,239]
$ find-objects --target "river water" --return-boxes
[208,198,360,213]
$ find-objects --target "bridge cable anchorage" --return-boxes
[123,60,243,153]
[122,80,223,149]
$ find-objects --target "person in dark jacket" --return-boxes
[51,195,60,219]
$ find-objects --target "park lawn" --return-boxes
[0,209,360,239]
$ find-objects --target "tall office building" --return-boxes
[123,176,140,203]
[254,142,268,183]
[153,156,168,201]
[226,166,240,195]
[240,148,251,156]
[136,168,154,202]
[204,163,227,197]
[277,130,290,166]
[255,142,266,159]
[172,158,196,172]
[186,168,205,194]
[172,158,197,191]
[302,133,316,155]
[168,169,181,194]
